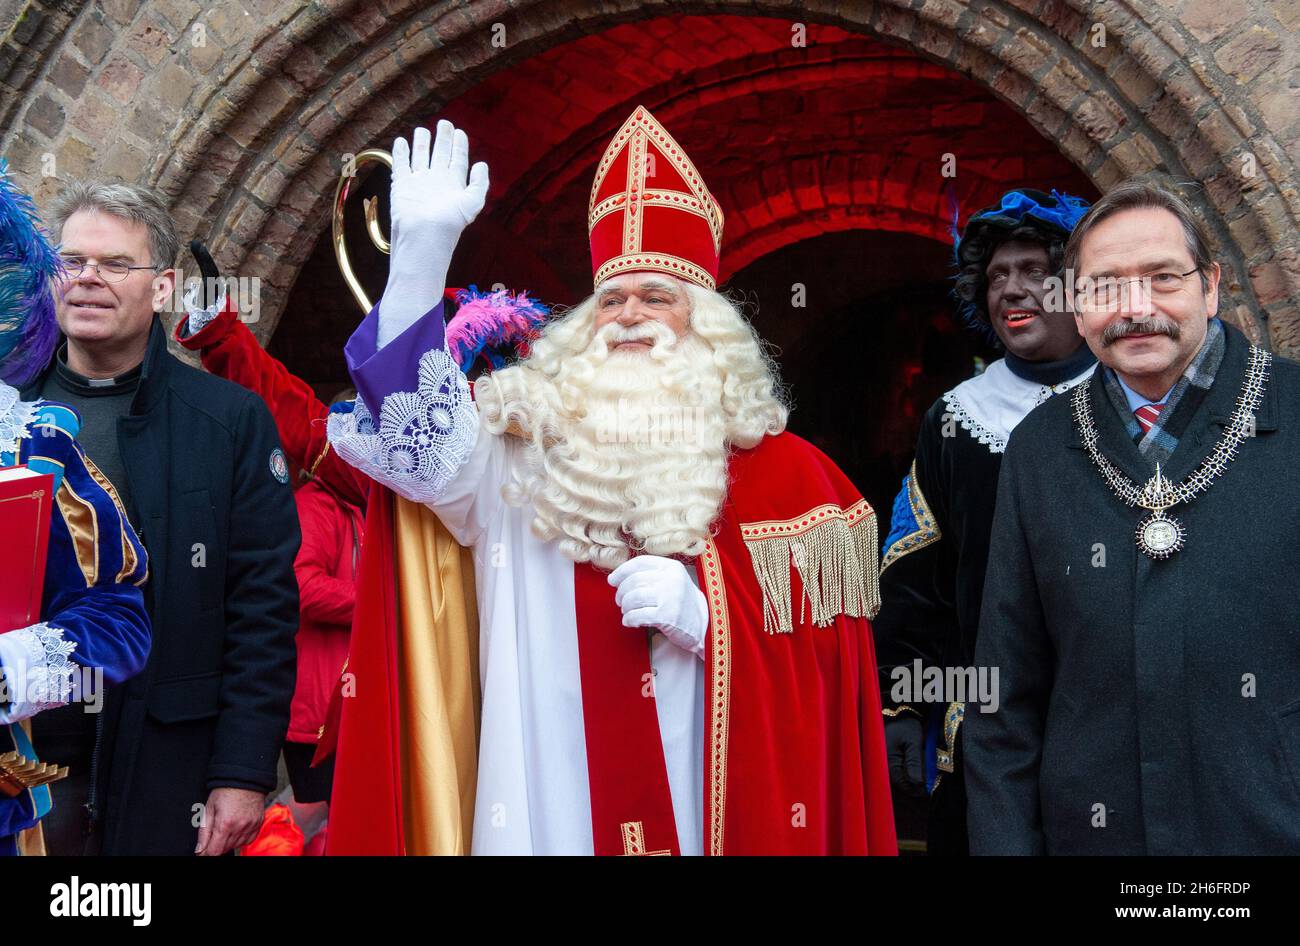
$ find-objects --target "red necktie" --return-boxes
[1135,403,1165,434]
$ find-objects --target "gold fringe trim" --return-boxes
[740,500,881,634]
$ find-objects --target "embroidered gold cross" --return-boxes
[620,821,670,856]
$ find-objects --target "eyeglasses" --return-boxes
[59,255,158,284]
[1076,267,1201,312]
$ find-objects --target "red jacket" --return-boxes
[289,478,362,743]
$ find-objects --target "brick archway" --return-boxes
[475,42,1082,286]
[721,154,1030,283]
[4,0,1297,353]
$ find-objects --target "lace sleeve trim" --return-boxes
[326,346,479,505]
[0,623,79,723]
[181,282,227,337]
[0,385,38,459]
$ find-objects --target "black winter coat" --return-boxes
[965,324,1300,855]
[25,317,299,855]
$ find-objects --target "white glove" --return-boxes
[608,555,709,658]
[377,119,490,349]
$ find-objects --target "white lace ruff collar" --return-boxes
[941,358,1095,454]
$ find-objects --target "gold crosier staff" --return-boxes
[332,148,393,314]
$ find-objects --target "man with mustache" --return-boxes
[965,178,1300,854]
[328,111,898,855]
[874,189,1094,854]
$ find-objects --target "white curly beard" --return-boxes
[479,320,730,569]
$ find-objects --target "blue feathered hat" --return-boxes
[0,159,62,388]
[951,188,1090,346]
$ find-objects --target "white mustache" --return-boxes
[597,321,677,350]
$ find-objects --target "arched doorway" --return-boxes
[269,13,1092,516]
[119,0,1290,354]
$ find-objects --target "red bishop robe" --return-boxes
[593,430,898,855]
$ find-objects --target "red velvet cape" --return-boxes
[694,431,897,855]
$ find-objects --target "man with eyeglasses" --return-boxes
[20,181,299,856]
[965,178,1300,854]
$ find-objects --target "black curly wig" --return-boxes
[952,189,1086,349]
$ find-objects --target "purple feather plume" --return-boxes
[0,159,62,389]
[445,285,550,373]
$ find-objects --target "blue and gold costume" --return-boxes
[0,392,150,856]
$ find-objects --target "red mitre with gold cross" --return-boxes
[588,106,724,291]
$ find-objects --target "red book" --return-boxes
[0,465,54,633]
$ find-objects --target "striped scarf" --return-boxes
[1101,318,1225,467]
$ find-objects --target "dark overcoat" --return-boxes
[965,323,1300,855]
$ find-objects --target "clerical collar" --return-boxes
[1003,343,1096,386]
[53,344,143,396]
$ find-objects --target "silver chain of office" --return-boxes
[1071,345,1270,559]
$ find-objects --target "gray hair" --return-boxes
[47,180,180,270]
[1063,177,1214,290]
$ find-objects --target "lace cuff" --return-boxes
[182,281,227,338]
[327,346,479,505]
[0,623,79,723]
[0,385,38,459]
